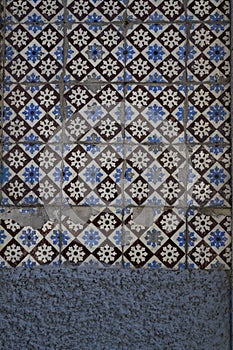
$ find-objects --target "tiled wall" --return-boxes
[0,0,231,269]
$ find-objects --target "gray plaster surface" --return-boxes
[0,266,230,350]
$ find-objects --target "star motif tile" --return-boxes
[61,206,123,266]
[4,23,64,83]
[0,0,231,269]
[122,207,186,268]
[0,207,61,268]
[187,209,231,269]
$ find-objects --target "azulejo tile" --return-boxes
[2,83,62,143]
[124,144,187,207]
[66,23,125,83]
[4,0,64,23]
[127,0,185,21]
[187,209,231,269]
[125,23,186,83]
[122,207,186,268]
[64,84,124,142]
[4,23,64,83]
[124,84,185,144]
[0,207,60,268]
[186,84,230,143]
[187,145,231,208]
[67,0,126,22]
[61,206,123,266]
[187,23,230,82]
[1,144,62,206]
[187,0,230,21]
[62,144,123,206]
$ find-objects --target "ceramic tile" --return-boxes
[124,85,185,144]
[187,209,231,269]
[2,83,62,143]
[187,0,230,21]
[122,207,186,268]
[4,23,64,83]
[63,84,124,143]
[1,143,62,206]
[127,0,185,22]
[186,84,231,143]
[187,145,231,208]
[0,207,60,268]
[125,23,186,83]
[124,144,187,207]
[187,23,230,82]
[62,144,124,206]
[67,0,126,22]
[61,206,123,266]
[0,0,231,270]
[4,0,64,23]
[65,23,125,83]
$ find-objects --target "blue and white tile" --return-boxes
[187,209,231,269]
[1,143,62,205]
[61,206,123,266]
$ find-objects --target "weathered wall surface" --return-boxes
[0,266,230,350]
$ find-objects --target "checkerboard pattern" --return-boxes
[0,0,231,269]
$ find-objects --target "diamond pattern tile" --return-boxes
[0,0,231,269]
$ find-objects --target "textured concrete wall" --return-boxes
[0,266,230,349]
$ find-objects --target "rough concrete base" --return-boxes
[0,266,230,350]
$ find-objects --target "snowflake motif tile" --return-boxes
[61,206,123,266]
[186,84,231,143]
[3,0,64,23]
[4,23,64,83]
[67,0,126,22]
[0,208,60,268]
[0,0,232,270]
[187,210,231,269]
[187,23,230,82]
[124,144,187,207]
[62,144,124,206]
[122,207,186,268]
[2,84,62,143]
[127,0,185,21]
[63,84,124,143]
[1,144,62,206]
[187,0,230,21]
[187,145,231,207]
[124,85,185,144]
[65,24,125,83]
[125,23,186,83]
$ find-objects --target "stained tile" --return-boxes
[1,144,62,206]
[124,84,185,144]
[187,23,230,82]
[124,144,187,207]
[125,23,186,83]
[61,206,123,266]
[0,0,231,270]
[127,0,185,22]
[0,207,60,268]
[62,144,124,206]
[186,84,231,143]
[187,145,231,207]
[187,209,231,269]
[4,23,64,83]
[63,84,124,143]
[2,83,62,143]
[122,207,186,268]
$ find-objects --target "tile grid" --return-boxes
[0,0,231,268]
